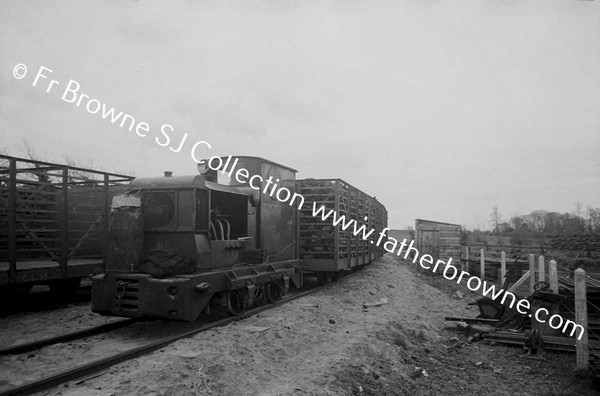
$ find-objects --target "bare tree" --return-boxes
[489,206,501,234]
[587,206,600,233]
[574,202,583,217]
[20,138,39,160]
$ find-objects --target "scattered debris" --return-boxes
[452,291,464,300]
[363,297,389,309]
[298,303,319,308]
[413,367,428,378]
[329,319,336,325]
[241,326,270,333]
[444,336,463,350]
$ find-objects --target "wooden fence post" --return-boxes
[480,249,485,280]
[549,260,558,294]
[500,251,506,284]
[529,254,536,294]
[575,268,589,370]
[465,246,470,273]
[539,255,546,283]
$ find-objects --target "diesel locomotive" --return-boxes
[91,156,387,321]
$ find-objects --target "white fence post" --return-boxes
[529,254,536,294]
[480,248,485,280]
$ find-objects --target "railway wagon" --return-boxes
[92,156,303,321]
[0,155,134,295]
[92,156,387,321]
[296,178,387,283]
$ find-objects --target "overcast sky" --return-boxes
[1,0,599,229]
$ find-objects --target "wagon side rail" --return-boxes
[0,154,134,285]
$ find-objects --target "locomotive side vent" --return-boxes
[142,192,175,229]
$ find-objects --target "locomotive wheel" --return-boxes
[226,289,248,316]
[264,281,282,304]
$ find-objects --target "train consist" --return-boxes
[0,155,387,320]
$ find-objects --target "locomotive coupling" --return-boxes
[195,282,212,293]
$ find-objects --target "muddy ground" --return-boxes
[4,254,599,395]
[0,287,123,348]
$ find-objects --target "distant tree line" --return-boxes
[470,205,600,246]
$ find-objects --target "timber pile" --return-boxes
[461,259,529,282]
[546,234,600,252]
[484,331,600,353]
[481,276,600,361]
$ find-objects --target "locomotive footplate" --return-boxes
[91,259,302,321]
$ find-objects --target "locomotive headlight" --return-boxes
[197,160,210,174]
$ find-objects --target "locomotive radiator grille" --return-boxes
[142,192,175,229]
[115,279,140,311]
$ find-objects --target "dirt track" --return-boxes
[19,255,599,395]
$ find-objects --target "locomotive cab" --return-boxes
[91,157,302,321]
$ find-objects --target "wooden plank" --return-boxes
[575,268,589,369]
[549,259,559,294]
[500,251,506,283]
[8,158,17,282]
[507,270,531,293]
[61,167,69,273]
[539,255,546,283]
[14,220,60,261]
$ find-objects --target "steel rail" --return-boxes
[0,318,138,356]
[0,284,330,396]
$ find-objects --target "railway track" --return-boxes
[0,318,137,356]
[0,281,332,396]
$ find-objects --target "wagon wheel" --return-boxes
[317,272,336,286]
[226,289,248,316]
[16,284,33,296]
[264,281,283,304]
[330,271,340,282]
[316,272,328,286]
[49,278,81,299]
